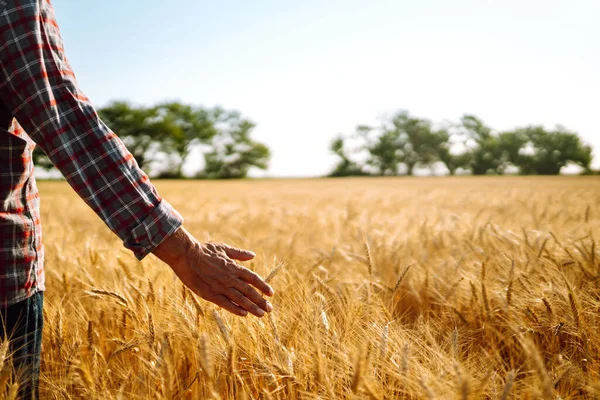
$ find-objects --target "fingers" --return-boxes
[226,288,267,317]
[212,243,274,296]
[237,267,274,296]
[212,294,248,317]
[199,241,275,318]
[233,280,273,313]
[220,244,256,261]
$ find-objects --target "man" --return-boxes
[0,0,275,398]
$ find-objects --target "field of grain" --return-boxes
[34,177,600,399]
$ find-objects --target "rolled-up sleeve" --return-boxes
[125,196,183,259]
[0,0,183,259]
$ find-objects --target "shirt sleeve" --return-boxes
[0,0,183,259]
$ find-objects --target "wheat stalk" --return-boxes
[568,291,581,330]
[148,311,156,347]
[506,260,514,309]
[500,370,516,400]
[401,343,410,375]
[563,276,582,329]
[419,378,436,400]
[6,383,18,400]
[380,324,389,361]
[364,237,374,275]
[212,310,230,343]
[542,298,553,321]
[198,334,212,379]
[350,350,362,393]
[265,262,285,283]
[523,339,553,399]
[393,265,412,293]
[0,341,10,390]
[87,289,129,308]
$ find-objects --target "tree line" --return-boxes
[33,102,595,178]
[33,101,271,179]
[329,111,594,177]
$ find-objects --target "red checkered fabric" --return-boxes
[0,0,183,306]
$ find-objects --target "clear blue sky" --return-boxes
[53,0,600,177]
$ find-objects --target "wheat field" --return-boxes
[29,177,600,399]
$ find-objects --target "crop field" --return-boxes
[34,177,600,399]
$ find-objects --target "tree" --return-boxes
[386,111,437,176]
[328,135,367,177]
[515,126,593,175]
[361,124,401,176]
[200,112,270,179]
[461,114,492,141]
[495,130,529,174]
[330,112,595,177]
[154,102,217,178]
[431,127,472,175]
[356,112,437,176]
[460,115,505,175]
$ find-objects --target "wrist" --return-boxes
[152,226,193,266]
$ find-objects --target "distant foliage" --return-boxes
[33,101,270,179]
[198,110,270,180]
[329,111,594,177]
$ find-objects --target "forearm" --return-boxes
[0,1,184,259]
[30,99,183,258]
[5,91,183,259]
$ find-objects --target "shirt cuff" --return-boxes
[124,199,184,260]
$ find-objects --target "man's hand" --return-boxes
[152,227,274,317]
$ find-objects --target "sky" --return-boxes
[52,0,600,177]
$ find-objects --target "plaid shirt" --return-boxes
[0,0,184,306]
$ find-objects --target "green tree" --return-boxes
[333,112,595,177]
[516,126,593,175]
[460,115,505,175]
[328,135,367,177]
[200,112,270,179]
[431,127,472,175]
[496,130,529,174]
[361,125,401,176]
[461,114,492,140]
[154,102,217,178]
[357,112,437,176]
[387,111,437,175]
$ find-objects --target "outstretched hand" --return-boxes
[152,227,274,317]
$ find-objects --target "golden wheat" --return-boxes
[18,176,599,399]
